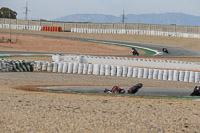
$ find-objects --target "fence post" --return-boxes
[63,23,65,32]
[27,20,29,30]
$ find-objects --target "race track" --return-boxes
[1,31,200,57]
[0,31,199,97]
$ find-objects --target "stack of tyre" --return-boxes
[0,59,34,72]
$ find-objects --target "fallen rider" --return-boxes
[104,83,143,94]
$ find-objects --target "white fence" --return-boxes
[71,28,200,39]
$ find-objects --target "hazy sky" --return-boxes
[1,0,200,20]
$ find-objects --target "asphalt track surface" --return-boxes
[38,86,194,97]
[1,31,199,97]
[1,31,200,57]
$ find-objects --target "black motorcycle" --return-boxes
[190,86,200,96]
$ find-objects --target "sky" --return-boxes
[1,0,200,20]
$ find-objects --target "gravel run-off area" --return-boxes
[1,30,200,132]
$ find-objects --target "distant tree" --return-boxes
[0,7,17,19]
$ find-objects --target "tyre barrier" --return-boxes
[132,68,138,78]
[53,54,200,71]
[0,59,34,72]
[122,66,128,77]
[1,59,200,83]
[0,24,41,31]
[62,63,68,73]
[117,66,123,77]
[71,28,200,39]
[111,65,117,76]
[32,61,200,83]
[105,65,111,76]
[127,67,133,77]
[41,26,62,32]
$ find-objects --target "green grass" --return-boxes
[83,40,157,56]
[36,88,200,100]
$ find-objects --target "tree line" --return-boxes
[0,7,17,19]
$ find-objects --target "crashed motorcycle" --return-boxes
[104,83,143,94]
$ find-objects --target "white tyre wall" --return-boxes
[122,66,128,77]
[148,69,154,79]
[132,68,138,78]
[163,70,168,80]
[42,62,48,71]
[78,63,84,74]
[105,65,111,76]
[52,63,58,73]
[138,68,144,78]
[158,70,164,80]
[88,64,93,74]
[58,63,64,73]
[94,64,100,75]
[67,62,74,73]
[47,62,53,72]
[173,70,179,81]
[100,65,105,75]
[117,66,123,77]
[168,70,174,81]
[83,64,89,74]
[195,72,200,83]
[73,63,79,74]
[179,71,185,81]
[127,67,133,77]
[143,68,149,79]
[189,71,195,82]
[36,62,42,71]
[153,69,159,80]
[111,65,117,76]
[0,62,2,70]
[184,71,190,82]
[62,63,68,73]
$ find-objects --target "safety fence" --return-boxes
[0,59,34,72]
[71,28,200,38]
[0,24,41,31]
[33,61,200,83]
[52,54,200,71]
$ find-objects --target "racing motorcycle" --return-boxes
[190,86,200,96]
[104,83,143,94]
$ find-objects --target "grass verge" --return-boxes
[84,40,157,56]
[37,88,200,100]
